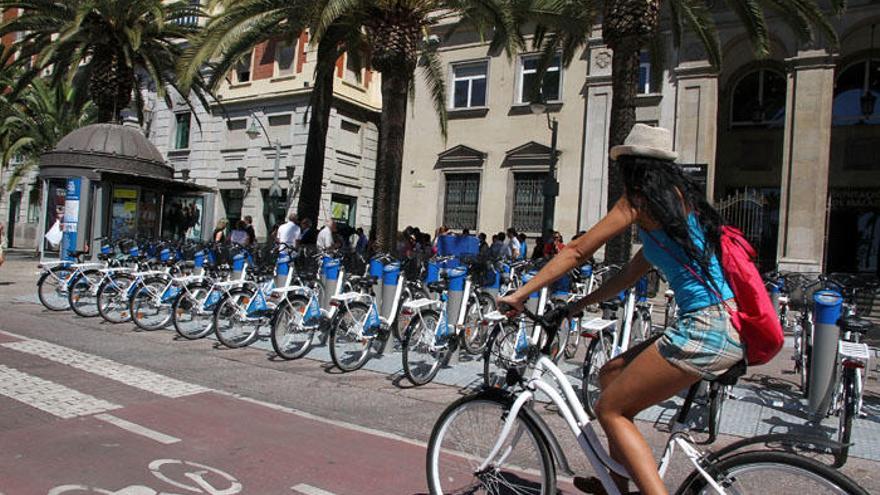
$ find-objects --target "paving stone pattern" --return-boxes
[0,364,121,418]
[2,339,209,398]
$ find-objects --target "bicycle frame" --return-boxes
[481,354,728,495]
[332,272,407,339]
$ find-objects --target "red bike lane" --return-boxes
[0,391,432,494]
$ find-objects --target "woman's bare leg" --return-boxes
[594,344,700,495]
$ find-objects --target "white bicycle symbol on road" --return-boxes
[48,459,242,495]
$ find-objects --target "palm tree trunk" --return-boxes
[604,37,640,264]
[372,70,410,253]
[297,35,339,224]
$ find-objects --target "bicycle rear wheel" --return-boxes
[68,269,102,317]
[130,277,172,331]
[835,367,857,468]
[97,273,135,323]
[172,282,214,340]
[426,393,554,495]
[270,296,316,360]
[213,288,263,348]
[38,267,72,311]
[582,330,614,418]
[679,450,867,494]
[402,310,445,386]
[329,302,373,372]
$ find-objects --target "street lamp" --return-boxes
[245,112,285,223]
[530,96,559,237]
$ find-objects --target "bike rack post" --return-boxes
[522,271,541,313]
[484,265,501,298]
[369,257,386,309]
[808,290,843,416]
[231,252,246,281]
[275,251,291,290]
[320,256,341,308]
[380,263,402,353]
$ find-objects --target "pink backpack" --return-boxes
[646,225,784,366]
[717,225,783,365]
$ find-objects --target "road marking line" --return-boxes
[94,413,181,445]
[0,364,121,419]
[2,337,209,398]
[291,484,337,495]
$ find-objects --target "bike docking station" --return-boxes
[380,261,403,354]
[445,266,468,365]
[809,289,843,416]
[320,256,342,309]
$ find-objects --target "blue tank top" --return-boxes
[638,213,733,314]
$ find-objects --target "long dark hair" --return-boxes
[618,155,725,291]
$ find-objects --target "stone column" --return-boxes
[672,62,719,201]
[776,50,835,273]
[579,36,613,237]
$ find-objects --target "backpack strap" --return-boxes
[643,230,734,315]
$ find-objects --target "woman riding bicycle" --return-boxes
[499,124,741,495]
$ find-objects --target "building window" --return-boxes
[175,0,200,26]
[27,183,41,224]
[276,40,295,77]
[344,53,362,85]
[451,61,488,109]
[833,58,880,126]
[174,112,191,149]
[331,194,357,227]
[730,68,786,126]
[234,51,252,83]
[638,51,652,94]
[443,173,480,230]
[512,172,545,233]
[519,54,561,104]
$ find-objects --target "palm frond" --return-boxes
[418,45,448,139]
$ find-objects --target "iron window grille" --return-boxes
[512,172,546,233]
[443,173,480,230]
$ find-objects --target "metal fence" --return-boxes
[716,188,767,249]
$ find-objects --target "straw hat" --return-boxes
[609,123,678,161]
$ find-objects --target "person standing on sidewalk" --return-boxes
[0,222,6,268]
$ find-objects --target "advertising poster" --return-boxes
[111,187,138,239]
[162,196,204,241]
[61,178,81,260]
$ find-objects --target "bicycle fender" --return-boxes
[471,388,576,477]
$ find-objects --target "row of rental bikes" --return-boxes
[35,237,627,389]
[34,237,873,494]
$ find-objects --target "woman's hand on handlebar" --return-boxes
[497,293,526,318]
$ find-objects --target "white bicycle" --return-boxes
[426,306,868,495]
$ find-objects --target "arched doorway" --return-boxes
[827,51,880,273]
[715,63,787,270]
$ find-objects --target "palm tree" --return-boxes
[184,0,522,251]
[178,0,351,229]
[312,0,523,251]
[0,76,97,191]
[534,0,842,263]
[0,0,213,124]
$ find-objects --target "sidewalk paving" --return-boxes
[4,257,880,464]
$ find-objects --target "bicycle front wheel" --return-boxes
[680,450,868,494]
[426,393,555,495]
[402,310,444,386]
[462,292,495,355]
[68,269,102,317]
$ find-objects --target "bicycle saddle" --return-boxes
[599,300,619,311]
[712,360,747,386]
[838,316,873,335]
[427,281,448,293]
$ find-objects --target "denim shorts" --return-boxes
[655,300,744,380]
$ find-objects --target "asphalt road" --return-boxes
[0,255,877,494]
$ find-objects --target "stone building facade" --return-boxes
[147,35,382,242]
[399,2,880,273]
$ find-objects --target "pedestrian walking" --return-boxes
[276,212,301,248]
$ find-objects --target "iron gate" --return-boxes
[716,189,767,250]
